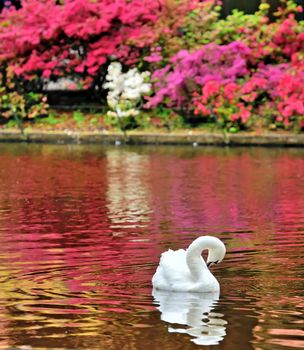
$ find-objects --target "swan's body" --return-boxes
[152,236,226,293]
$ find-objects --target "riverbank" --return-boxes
[0,128,304,146]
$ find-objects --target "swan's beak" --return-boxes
[207,260,219,268]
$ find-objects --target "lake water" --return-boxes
[0,143,303,350]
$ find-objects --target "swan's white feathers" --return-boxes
[153,249,190,290]
[152,236,225,293]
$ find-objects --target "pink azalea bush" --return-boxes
[0,0,162,86]
[148,41,251,111]
[256,62,304,128]
[0,0,163,123]
[192,63,304,130]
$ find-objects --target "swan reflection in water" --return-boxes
[153,289,227,346]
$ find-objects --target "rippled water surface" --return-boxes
[0,143,303,350]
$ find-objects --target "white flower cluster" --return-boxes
[103,62,151,117]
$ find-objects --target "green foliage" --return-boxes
[38,112,61,126]
[205,4,270,45]
[0,66,49,125]
[0,88,49,121]
[142,0,221,65]
[5,119,19,128]
[146,108,186,130]
[104,108,185,131]
[72,110,85,125]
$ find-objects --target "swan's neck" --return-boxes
[186,237,215,280]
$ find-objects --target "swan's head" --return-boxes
[206,237,226,267]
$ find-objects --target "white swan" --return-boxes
[152,236,226,293]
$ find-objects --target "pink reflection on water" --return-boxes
[148,150,304,242]
[0,148,303,278]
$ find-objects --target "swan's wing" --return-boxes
[161,248,189,274]
[152,249,190,290]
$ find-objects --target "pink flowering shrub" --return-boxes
[256,63,304,128]
[0,0,162,86]
[192,80,255,130]
[148,41,251,112]
[192,62,304,130]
